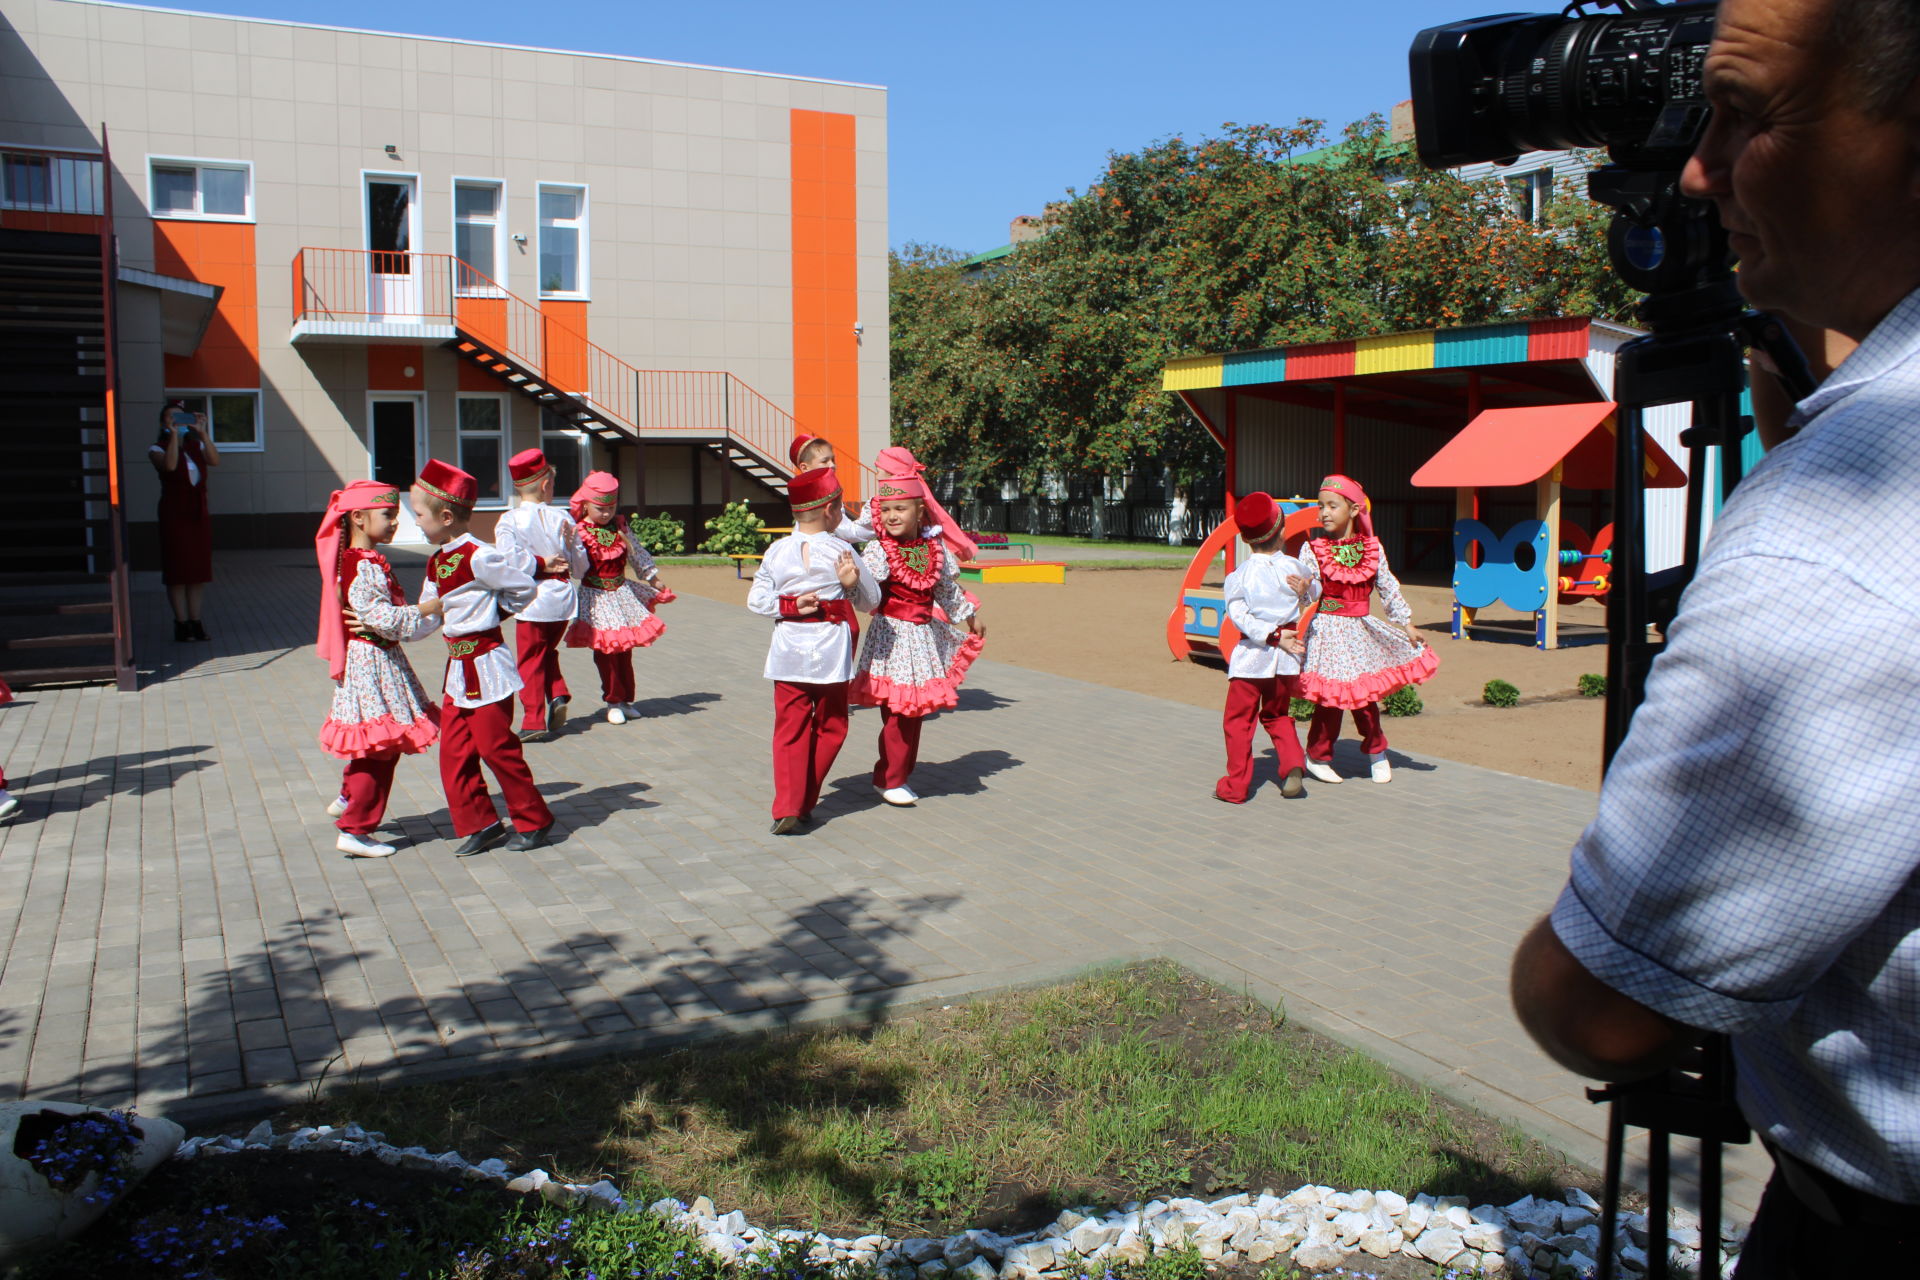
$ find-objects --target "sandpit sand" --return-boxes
[663,564,1608,791]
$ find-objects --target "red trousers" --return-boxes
[440,694,554,835]
[1307,701,1386,760]
[1217,676,1306,801]
[771,680,848,820]
[593,650,634,705]
[872,707,924,789]
[515,619,571,729]
[337,753,399,835]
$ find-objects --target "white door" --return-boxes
[365,174,421,323]
[368,395,428,545]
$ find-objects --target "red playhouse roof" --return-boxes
[1409,402,1685,490]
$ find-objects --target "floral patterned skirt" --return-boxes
[566,583,665,654]
[850,617,985,717]
[1296,613,1439,710]
[320,643,439,759]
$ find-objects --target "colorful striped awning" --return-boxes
[1162,317,1593,392]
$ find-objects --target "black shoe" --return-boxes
[187,620,210,642]
[453,821,507,857]
[517,727,551,743]
[504,822,555,852]
[547,696,570,732]
[173,620,192,643]
[770,816,801,835]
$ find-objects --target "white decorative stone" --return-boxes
[691,1195,717,1219]
[505,1168,550,1193]
[1442,1204,1473,1230]
[1111,1231,1148,1264]
[1291,1243,1345,1269]
[1244,1239,1277,1264]
[1413,1226,1466,1265]
[917,1261,948,1280]
[1358,1228,1394,1258]
[1566,1249,1599,1275]
[942,1236,976,1268]
[955,1258,995,1280]
[999,1241,1055,1278]
[1479,1247,1508,1273]
[1070,1221,1122,1254]
[540,1181,580,1206]
[585,1180,622,1208]
[1565,1187,1601,1213]
[1374,1189,1409,1218]
[1331,1210,1371,1243]
[900,1239,944,1264]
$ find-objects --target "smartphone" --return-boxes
[170,409,196,429]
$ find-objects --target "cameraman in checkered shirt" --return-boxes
[1510,0,1920,1273]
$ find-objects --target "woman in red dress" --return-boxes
[148,400,221,641]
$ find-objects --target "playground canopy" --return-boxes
[1409,401,1686,490]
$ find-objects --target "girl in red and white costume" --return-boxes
[315,480,443,857]
[0,676,17,823]
[564,471,669,725]
[1294,473,1439,784]
[849,465,986,806]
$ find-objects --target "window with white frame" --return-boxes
[540,406,588,499]
[1505,170,1554,224]
[454,180,504,293]
[149,158,252,221]
[537,184,588,297]
[166,390,262,451]
[457,396,508,506]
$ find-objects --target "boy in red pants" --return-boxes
[411,460,557,855]
[1214,491,1313,803]
[494,449,584,741]
[747,467,879,834]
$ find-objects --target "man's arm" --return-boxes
[1511,916,1691,1080]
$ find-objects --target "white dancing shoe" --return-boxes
[878,784,919,807]
[1303,759,1343,785]
[326,793,349,817]
[336,832,396,858]
[605,704,627,725]
[0,791,19,823]
[1369,753,1392,784]
[621,702,645,719]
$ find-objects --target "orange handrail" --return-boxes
[293,247,878,496]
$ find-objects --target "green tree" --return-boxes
[890,119,1634,490]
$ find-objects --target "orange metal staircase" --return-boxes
[292,248,873,498]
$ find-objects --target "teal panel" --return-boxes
[1221,350,1286,386]
[1435,323,1529,368]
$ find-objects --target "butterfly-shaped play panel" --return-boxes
[1453,519,1551,612]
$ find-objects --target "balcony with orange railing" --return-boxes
[291,247,876,496]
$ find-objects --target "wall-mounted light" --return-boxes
[852,321,864,338]
[384,144,400,159]
[511,233,528,244]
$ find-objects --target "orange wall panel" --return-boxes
[367,344,425,390]
[540,299,589,395]
[153,220,259,388]
[789,108,860,486]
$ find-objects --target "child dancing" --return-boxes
[849,465,986,807]
[0,677,16,823]
[564,471,668,725]
[1294,473,1438,784]
[411,460,556,856]
[1215,492,1314,804]
[748,467,879,834]
[494,449,586,741]
[315,480,442,857]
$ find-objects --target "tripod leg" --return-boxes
[1702,1134,1724,1280]
[1649,1129,1671,1280]
[1599,1097,1625,1280]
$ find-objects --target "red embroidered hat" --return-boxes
[789,433,826,467]
[509,448,552,485]
[415,458,478,508]
[1234,491,1282,543]
[787,466,842,513]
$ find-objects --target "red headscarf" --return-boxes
[870,446,978,563]
[1318,474,1375,539]
[315,480,403,681]
[569,471,620,526]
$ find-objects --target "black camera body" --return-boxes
[1409,1,1717,171]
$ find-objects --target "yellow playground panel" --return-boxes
[960,559,1065,584]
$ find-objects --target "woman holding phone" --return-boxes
[149,400,220,641]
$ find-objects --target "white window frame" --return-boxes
[456,392,511,509]
[539,405,591,504]
[536,182,589,300]
[163,388,263,452]
[452,176,506,296]
[1506,169,1554,224]
[147,156,254,223]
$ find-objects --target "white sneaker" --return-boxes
[605,704,627,725]
[622,702,645,718]
[336,832,396,858]
[1369,754,1392,784]
[325,794,349,817]
[878,785,919,807]
[0,791,19,822]
[1303,759,1343,785]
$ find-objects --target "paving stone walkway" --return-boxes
[0,551,1769,1218]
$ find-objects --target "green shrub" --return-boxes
[698,501,768,556]
[1289,697,1316,721]
[1578,672,1607,698]
[1380,685,1423,717]
[628,511,686,557]
[1483,678,1521,708]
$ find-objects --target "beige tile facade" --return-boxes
[1,0,888,541]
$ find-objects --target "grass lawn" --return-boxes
[275,962,1583,1238]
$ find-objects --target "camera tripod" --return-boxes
[1584,166,1814,1280]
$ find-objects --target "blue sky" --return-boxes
[180,0,1460,255]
